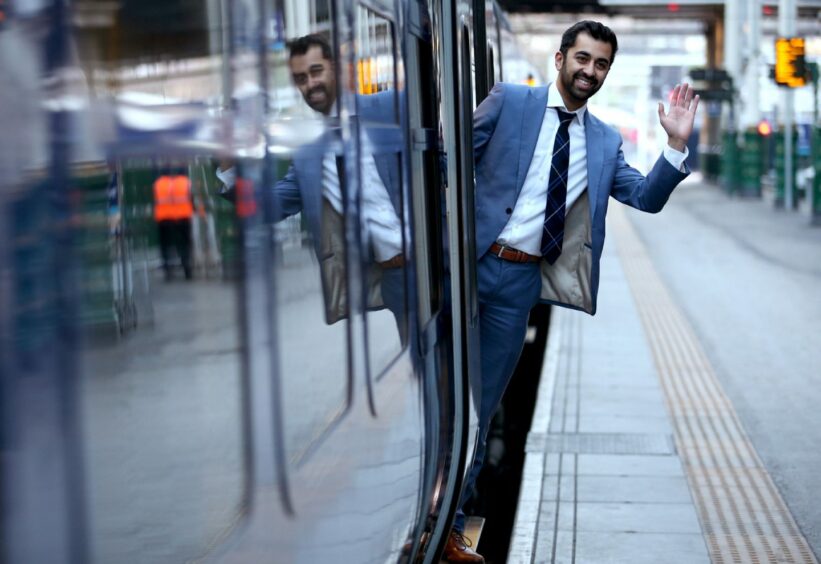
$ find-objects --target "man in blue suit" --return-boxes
[445,21,699,563]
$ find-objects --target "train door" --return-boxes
[226,0,425,561]
[401,0,467,561]
[419,0,484,559]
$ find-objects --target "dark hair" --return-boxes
[560,21,618,64]
[287,34,333,61]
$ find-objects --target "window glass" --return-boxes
[267,12,349,465]
[355,5,398,122]
[66,1,258,562]
[78,155,246,564]
[354,6,407,378]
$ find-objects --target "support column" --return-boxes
[739,0,763,196]
[702,14,724,182]
[741,0,761,129]
[779,0,796,209]
[724,0,742,132]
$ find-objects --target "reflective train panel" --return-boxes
[0,0,539,563]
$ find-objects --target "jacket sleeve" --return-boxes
[269,161,304,222]
[609,143,689,213]
[218,162,304,221]
[473,82,506,165]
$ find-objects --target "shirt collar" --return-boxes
[547,82,586,123]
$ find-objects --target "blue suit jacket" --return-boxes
[473,82,688,314]
[271,91,403,251]
[271,130,401,254]
[268,92,404,324]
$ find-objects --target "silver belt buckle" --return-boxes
[496,244,507,258]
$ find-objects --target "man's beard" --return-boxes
[559,67,600,103]
[306,85,332,114]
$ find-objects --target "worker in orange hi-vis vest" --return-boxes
[153,171,194,280]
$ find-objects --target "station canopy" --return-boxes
[498,0,821,20]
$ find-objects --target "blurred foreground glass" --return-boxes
[70,1,251,562]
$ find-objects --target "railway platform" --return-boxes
[508,175,821,564]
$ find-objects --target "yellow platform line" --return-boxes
[612,205,818,564]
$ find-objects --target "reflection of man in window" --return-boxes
[218,35,405,338]
[288,35,337,115]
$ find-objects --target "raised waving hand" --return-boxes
[658,82,700,152]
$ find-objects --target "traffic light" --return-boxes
[757,120,772,137]
[774,37,807,88]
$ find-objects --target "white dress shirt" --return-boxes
[357,135,403,262]
[319,136,402,262]
[496,82,688,256]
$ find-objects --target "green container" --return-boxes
[73,165,118,333]
[813,127,821,221]
[121,159,159,248]
[721,132,741,195]
[775,128,799,207]
[701,151,721,182]
[739,131,763,197]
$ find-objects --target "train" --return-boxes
[0,0,546,563]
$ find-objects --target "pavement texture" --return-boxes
[628,178,821,557]
[509,176,821,563]
[510,229,710,564]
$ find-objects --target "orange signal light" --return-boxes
[757,120,772,136]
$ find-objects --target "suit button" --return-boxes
[505,207,512,214]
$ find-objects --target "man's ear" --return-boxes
[554,51,563,72]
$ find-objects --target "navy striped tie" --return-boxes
[541,108,575,264]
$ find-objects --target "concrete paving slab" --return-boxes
[579,399,669,418]
[578,414,674,434]
[542,476,575,502]
[576,454,686,477]
[567,531,711,564]
[573,502,703,534]
[576,475,693,504]
[537,500,575,536]
[576,387,664,404]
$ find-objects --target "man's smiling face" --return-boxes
[554,32,612,110]
[289,45,337,115]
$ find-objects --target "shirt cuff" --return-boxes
[663,144,689,172]
[215,166,236,191]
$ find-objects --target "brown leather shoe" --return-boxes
[442,530,485,563]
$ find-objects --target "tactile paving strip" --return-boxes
[612,206,818,564]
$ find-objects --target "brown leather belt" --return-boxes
[489,242,541,263]
[379,254,406,269]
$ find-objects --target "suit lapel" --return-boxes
[584,112,603,222]
[515,87,548,194]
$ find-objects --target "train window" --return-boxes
[311,0,333,33]
[60,0,263,560]
[354,5,407,378]
[78,155,248,563]
[272,142,351,467]
[267,27,352,465]
[355,5,399,122]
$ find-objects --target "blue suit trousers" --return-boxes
[453,253,542,532]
